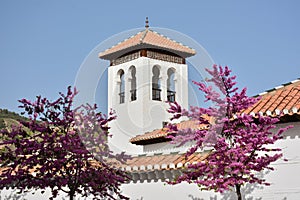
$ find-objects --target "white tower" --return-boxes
[99,19,196,154]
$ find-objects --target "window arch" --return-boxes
[129,66,137,101]
[117,69,125,104]
[152,65,161,101]
[167,68,176,102]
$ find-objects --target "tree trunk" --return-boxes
[235,184,242,200]
[69,191,75,200]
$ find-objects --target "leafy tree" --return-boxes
[167,65,291,200]
[0,86,130,200]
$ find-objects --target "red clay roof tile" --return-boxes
[99,29,196,60]
[116,80,300,176]
[129,120,208,145]
[121,152,209,172]
[247,79,300,117]
[131,79,300,144]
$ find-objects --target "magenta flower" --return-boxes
[167,65,291,200]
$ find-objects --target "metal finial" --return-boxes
[145,17,149,29]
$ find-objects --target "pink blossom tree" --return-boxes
[167,65,291,200]
[0,86,130,200]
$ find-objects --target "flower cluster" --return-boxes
[167,65,291,199]
[0,86,129,200]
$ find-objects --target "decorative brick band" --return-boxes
[110,49,185,66]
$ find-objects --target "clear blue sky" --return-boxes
[1,1,299,113]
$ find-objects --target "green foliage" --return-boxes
[0,109,28,129]
[0,109,28,121]
[0,119,5,130]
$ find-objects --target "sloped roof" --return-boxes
[131,78,300,145]
[120,78,300,180]
[130,120,208,145]
[244,79,300,118]
[110,151,209,183]
[98,29,196,60]
[120,151,208,172]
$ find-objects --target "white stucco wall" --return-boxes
[1,122,300,199]
[120,121,300,200]
[107,56,189,154]
[143,140,194,153]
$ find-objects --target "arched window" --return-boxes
[129,66,137,101]
[117,69,125,104]
[152,66,161,101]
[167,68,176,102]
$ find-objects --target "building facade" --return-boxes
[99,21,194,154]
[1,20,299,200]
[99,20,300,200]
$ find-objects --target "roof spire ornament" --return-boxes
[145,17,149,29]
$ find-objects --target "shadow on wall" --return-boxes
[188,193,287,200]
[62,197,88,200]
[0,189,27,200]
[188,171,288,200]
[0,190,88,200]
[220,182,263,200]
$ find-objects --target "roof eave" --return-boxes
[98,44,142,60]
[99,43,196,61]
[130,136,171,145]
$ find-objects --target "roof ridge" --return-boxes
[132,151,186,158]
[247,77,300,118]
[257,78,300,97]
[99,28,196,59]
[139,29,148,43]
[150,29,196,52]
[100,30,143,55]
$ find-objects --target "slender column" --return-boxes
[160,73,168,102]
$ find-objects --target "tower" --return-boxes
[99,19,196,154]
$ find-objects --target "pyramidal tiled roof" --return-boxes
[98,29,196,60]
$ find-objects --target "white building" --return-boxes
[99,19,193,155]
[3,19,298,200]
[98,20,300,200]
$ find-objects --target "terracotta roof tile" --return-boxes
[121,152,209,172]
[115,152,210,182]
[247,79,300,117]
[130,120,208,145]
[131,79,300,144]
[99,29,196,60]
[111,79,300,181]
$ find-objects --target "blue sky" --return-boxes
[1,1,299,113]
